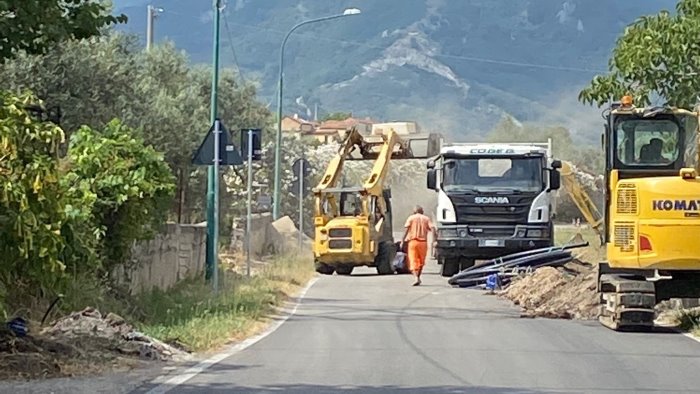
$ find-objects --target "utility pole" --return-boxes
[146,5,162,51]
[297,153,305,249]
[246,129,253,278]
[205,0,222,286]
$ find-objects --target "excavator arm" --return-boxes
[560,161,604,245]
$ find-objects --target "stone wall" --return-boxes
[115,223,207,294]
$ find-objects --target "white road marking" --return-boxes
[683,332,700,344]
[144,277,319,394]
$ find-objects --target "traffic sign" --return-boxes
[240,129,262,161]
[192,120,243,166]
[290,178,312,197]
[292,158,312,178]
[257,194,272,206]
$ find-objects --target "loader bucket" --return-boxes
[346,132,443,161]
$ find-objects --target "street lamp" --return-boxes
[146,5,164,51]
[272,8,362,220]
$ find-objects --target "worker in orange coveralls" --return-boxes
[400,205,436,286]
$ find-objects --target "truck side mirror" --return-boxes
[549,170,561,191]
[427,169,437,190]
[551,159,562,169]
[427,159,435,169]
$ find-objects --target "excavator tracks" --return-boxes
[598,274,656,331]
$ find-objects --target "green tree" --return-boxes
[0,92,67,312]
[63,120,175,271]
[0,0,126,61]
[0,35,272,223]
[579,0,700,108]
[486,116,603,174]
[322,112,352,121]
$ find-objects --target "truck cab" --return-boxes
[427,141,562,277]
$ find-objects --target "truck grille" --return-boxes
[616,184,638,214]
[613,223,635,253]
[328,239,352,249]
[449,194,535,224]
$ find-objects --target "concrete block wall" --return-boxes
[230,213,274,257]
[115,222,207,294]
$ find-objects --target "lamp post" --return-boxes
[272,8,361,220]
[146,5,164,51]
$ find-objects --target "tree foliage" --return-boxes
[0,92,177,314]
[321,112,352,121]
[0,92,67,304]
[579,0,700,108]
[486,116,603,174]
[0,0,126,61]
[0,34,271,223]
[63,120,175,270]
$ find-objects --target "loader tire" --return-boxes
[315,262,335,275]
[375,241,395,275]
[336,264,354,276]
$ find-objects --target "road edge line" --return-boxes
[682,332,700,344]
[143,276,319,394]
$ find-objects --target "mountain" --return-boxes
[112,0,677,143]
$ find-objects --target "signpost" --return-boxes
[192,119,242,292]
[292,157,312,248]
[241,129,262,277]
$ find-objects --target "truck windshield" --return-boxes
[442,157,543,193]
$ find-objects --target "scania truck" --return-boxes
[426,140,562,276]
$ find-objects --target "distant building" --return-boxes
[316,117,375,140]
[281,114,318,139]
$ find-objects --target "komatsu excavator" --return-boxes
[312,127,441,275]
[592,96,700,330]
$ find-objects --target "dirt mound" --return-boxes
[1,307,187,380]
[499,261,599,320]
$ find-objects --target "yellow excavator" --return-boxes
[586,96,700,330]
[312,127,441,275]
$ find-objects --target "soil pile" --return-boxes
[1,307,187,380]
[500,261,599,320]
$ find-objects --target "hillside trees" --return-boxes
[0,0,126,61]
[485,116,604,222]
[579,0,700,108]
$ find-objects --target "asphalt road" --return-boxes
[139,260,700,394]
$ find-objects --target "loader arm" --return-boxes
[560,161,604,244]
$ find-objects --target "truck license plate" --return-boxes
[479,239,503,247]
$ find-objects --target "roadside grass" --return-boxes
[43,252,315,353]
[675,308,700,336]
[133,253,315,352]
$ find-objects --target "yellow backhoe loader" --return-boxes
[312,127,441,275]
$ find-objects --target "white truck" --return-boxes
[426,140,562,277]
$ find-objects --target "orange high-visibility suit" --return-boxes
[404,213,434,274]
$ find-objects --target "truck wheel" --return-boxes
[336,264,354,276]
[315,262,335,275]
[440,258,460,277]
[375,241,395,275]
